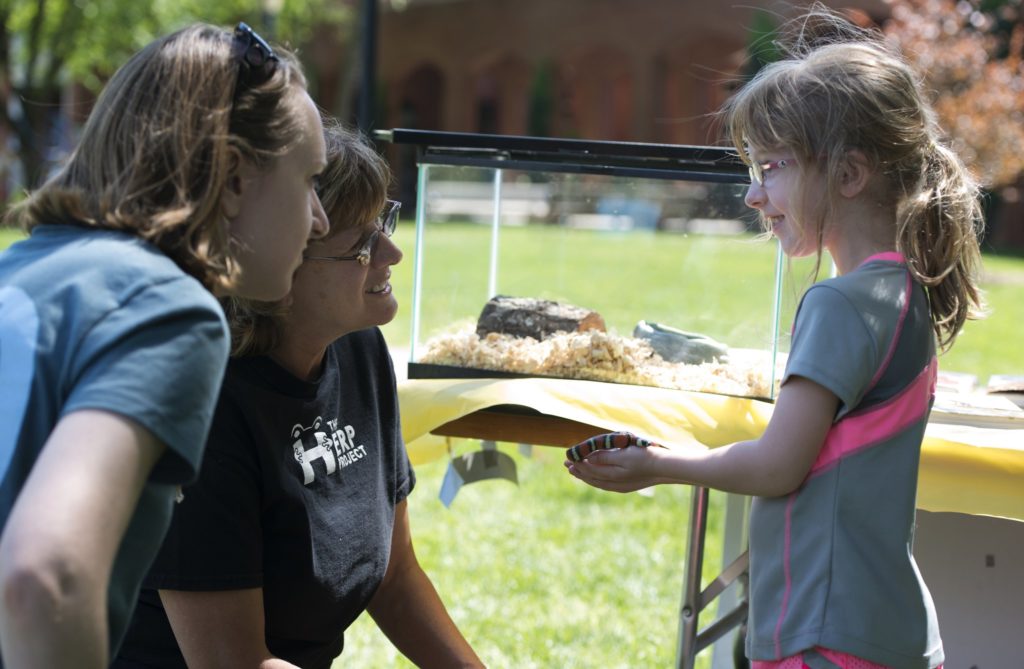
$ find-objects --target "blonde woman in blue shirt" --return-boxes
[0,22,327,667]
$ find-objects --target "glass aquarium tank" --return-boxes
[380,129,801,401]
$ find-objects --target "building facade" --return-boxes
[374,0,889,146]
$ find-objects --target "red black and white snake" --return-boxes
[565,431,664,462]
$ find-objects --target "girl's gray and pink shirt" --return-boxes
[746,252,944,669]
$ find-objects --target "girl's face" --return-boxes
[227,89,329,301]
[286,208,403,340]
[744,147,819,259]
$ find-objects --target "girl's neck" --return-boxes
[830,238,897,275]
[827,201,897,275]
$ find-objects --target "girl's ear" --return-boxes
[220,147,253,220]
[838,149,871,198]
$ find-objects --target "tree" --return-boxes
[741,9,783,82]
[1,0,351,198]
[884,0,1024,190]
[526,60,554,138]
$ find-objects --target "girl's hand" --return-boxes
[563,432,666,493]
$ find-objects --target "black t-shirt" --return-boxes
[114,328,415,669]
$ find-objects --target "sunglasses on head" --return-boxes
[232,22,279,92]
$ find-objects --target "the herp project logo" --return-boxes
[290,416,368,485]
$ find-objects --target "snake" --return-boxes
[565,431,662,462]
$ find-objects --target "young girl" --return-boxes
[565,11,983,669]
[0,22,327,666]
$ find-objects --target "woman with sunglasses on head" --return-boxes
[114,122,483,669]
[0,22,328,667]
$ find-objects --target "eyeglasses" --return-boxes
[748,158,795,186]
[304,200,402,266]
[232,22,279,92]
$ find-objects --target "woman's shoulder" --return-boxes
[329,328,397,391]
[6,224,221,328]
[21,224,194,283]
[67,225,183,271]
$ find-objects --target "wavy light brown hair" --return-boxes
[723,7,985,351]
[226,121,392,357]
[7,23,308,295]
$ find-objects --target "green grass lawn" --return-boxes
[341,447,730,668]
[389,222,785,354]
[0,228,23,250]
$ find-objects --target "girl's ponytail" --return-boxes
[896,143,986,351]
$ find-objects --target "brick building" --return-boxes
[357,0,889,205]
[371,0,889,145]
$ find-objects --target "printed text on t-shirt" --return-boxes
[291,416,368,485]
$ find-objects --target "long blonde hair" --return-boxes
[8,23,309,295]
[227,121,392,357]
[723,7,985,350]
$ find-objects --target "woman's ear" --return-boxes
[838,149,872,198]
[220,147,251,220]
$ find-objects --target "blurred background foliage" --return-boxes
[0,0,354,190]
[745,0,1024,193]
[887,0,1024,191]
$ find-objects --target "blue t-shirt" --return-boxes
[0,224,229,655]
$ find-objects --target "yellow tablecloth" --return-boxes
[399,377,1024,522]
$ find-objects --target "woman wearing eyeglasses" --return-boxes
[114,122,483,669]
[0,23,328,667]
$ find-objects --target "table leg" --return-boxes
[676,487,750,669]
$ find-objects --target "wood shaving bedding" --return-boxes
[418,326,777,398]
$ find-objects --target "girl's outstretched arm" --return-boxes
[565,376,838,498]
